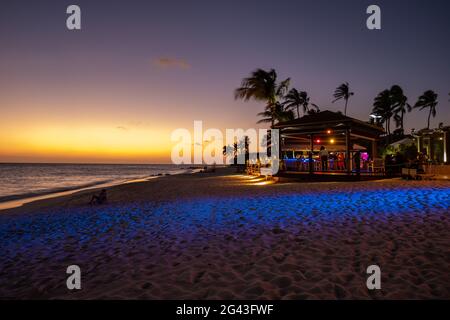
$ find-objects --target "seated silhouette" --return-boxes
[89,189,107,205]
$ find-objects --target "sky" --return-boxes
[0,0,449,163]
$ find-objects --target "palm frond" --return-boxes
[333,82,353,101]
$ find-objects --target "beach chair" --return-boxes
[260,167,274,180]
[401,168,419,180]
[409,168,417,180]
[401,168,409,179]
[417,164,436,180]
[370,158,385,175]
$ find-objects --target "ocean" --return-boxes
[0,163,196,202]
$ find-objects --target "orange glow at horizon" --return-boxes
[0,119,247,164]
[0,122,174,164]
[0,89,264,164]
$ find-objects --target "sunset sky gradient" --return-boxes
[1,0,449,163]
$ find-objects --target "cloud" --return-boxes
[116,126,129,131]
[153,57,191,70]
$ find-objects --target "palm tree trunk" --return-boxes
[387,118,391,144]
[270,105,275,127]
[427,109,431,129]
[297,106,300,118]
[344,99,348,116]
[401,110,404,134]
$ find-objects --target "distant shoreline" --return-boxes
[0,176,159,211]
[0,179,115,203]
[0,167,203,211]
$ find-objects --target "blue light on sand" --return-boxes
[0,187,449,261]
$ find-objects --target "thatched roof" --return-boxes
[273,110,384,140]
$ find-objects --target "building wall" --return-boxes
[416,130,449,164]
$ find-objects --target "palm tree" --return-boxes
[298,91,310,115]
[372,89,394,136]
[283,88,310,118]
[235,69,290,126]
[332,82,354,116]
[308,103,320,114]
[222,144,235,165]
[390,85,410,135]
[283,88,302,118]
[257,102,294,124]
[413,90,438,129]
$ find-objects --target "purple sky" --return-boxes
[0,0,449,163]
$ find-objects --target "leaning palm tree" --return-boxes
[298,91,310,116]
[235,69,290,126]
[390,85,410,135]
[283,88,310,118]
[283,88,302,118]
[372,89,394,136]
[413,90,438,130]
[332,82,354,116]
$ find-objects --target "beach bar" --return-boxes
[272,111,385,178]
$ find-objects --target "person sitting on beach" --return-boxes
[89,189,107,205]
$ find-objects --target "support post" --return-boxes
[345,128,351,174]
[278,130,282,167]
[372,140,378,160]
[443,132,447,164]
[416,136,421,155]
[309,134,314,174]
[429,136,434,162]
[355,150,361,179]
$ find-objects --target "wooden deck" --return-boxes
[277,170,388,182]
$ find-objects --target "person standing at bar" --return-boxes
[319,146,329,171]
[337,152,345,170]
[355,150,361,176]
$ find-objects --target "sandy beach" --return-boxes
[0,168,449,299]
